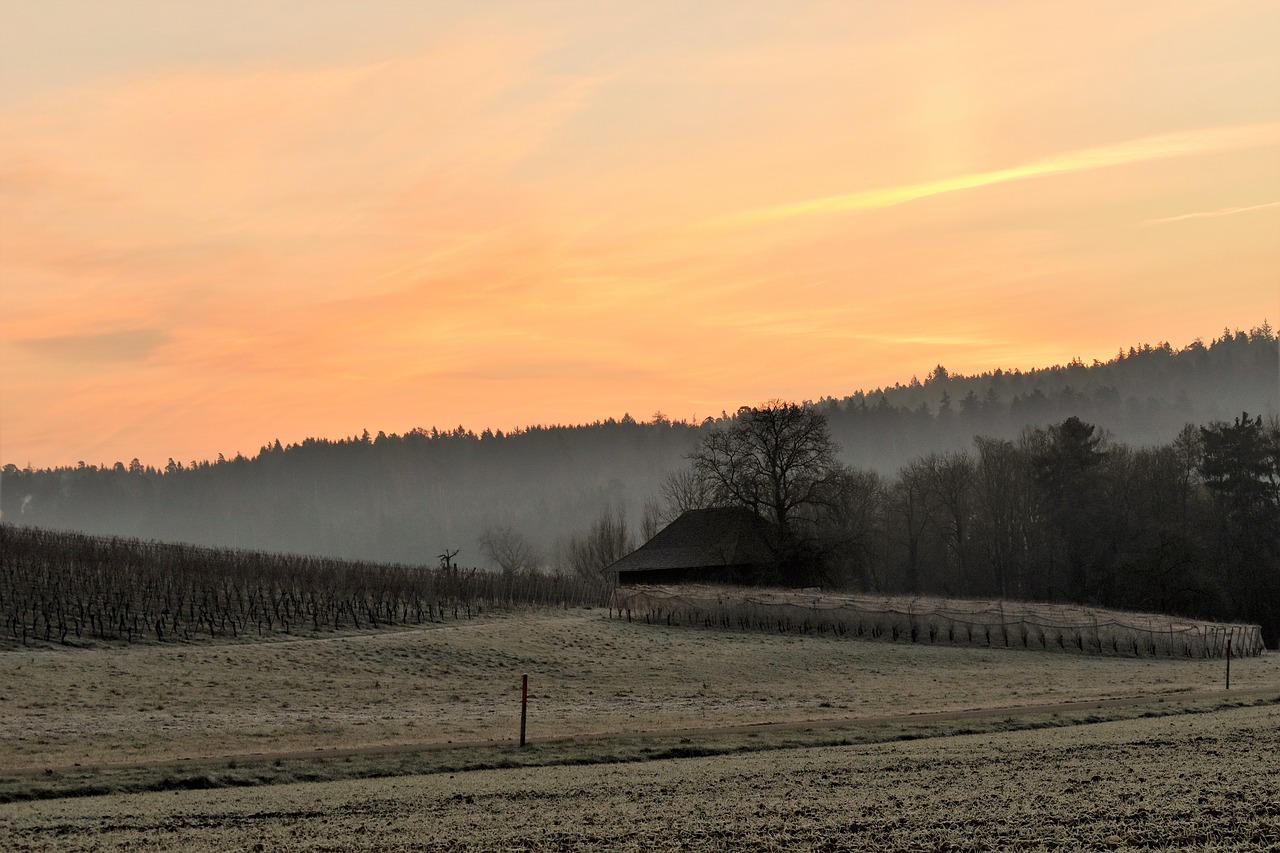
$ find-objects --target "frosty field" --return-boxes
[2,608,1276,850]
[3,704,1277,851]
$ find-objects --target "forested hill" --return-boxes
[2,325,1276,566]
[825,324,1278,467]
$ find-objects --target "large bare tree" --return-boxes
[690,401,843,541]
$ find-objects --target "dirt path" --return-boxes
[14,686,1274,778]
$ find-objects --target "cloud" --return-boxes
[431,358,655,384]
[19,328,170,364]
[0,26,609,388]
[3,2,1278,468]
[710,122,1280,228]
[1145,200,1280,225]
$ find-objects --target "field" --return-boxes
[2,608,1278,850]
[3,705,1277,851]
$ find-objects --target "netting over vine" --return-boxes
[612,584,1263,658]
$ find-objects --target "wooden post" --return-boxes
[1226,639,1232,690]
[520,674,528,747]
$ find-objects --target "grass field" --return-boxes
[2,608,1277,849]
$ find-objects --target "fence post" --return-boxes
[1226,639,1231,690]
[520,673,528,747]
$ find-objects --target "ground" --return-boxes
[1,608,1277,850]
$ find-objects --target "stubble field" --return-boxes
[2,608,1277,850]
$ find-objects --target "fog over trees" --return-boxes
[2,325,1276,639]
[649,397,1279,646]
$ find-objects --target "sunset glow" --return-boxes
[2,0,1278,468]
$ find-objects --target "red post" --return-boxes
[520,674,528,746]
[1226,639,1231,690]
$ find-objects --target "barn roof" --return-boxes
[608,507,778,574]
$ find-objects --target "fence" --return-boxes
[611,584,1264,658]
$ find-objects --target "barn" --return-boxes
[609,506,780,586]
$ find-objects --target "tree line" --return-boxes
[645,402,1279,648]
[1,326,1273,569]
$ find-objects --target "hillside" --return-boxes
[2,325,1276,567]
[823,324,1278,466]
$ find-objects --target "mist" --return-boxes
[3,326,1275,569]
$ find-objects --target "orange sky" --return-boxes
[2,0,1278,468]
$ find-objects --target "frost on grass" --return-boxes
[1,705,1276,851]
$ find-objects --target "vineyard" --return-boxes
[0,524,609,647]
[4,522,1267,657]
[612,584,1265,658]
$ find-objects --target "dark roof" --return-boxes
[608,507,778,574]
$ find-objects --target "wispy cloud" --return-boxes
[20,329,170,364]
[710,123,1280,228]
[1146,200,1280,225]
[3,1,1279,468]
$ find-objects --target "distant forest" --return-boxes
[2,325,1276,577]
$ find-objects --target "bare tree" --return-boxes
[658,468,716,519]
[690,401,842,541]
[889,459,934,594]
[921,451,977,595]
[562,504,635,580]
[813,467,888,590]
[640,497,665,542]
[973,436,1029,599]
[477,525,543,574]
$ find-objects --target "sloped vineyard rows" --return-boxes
[612,584,1265,658]
[1,525,609,646]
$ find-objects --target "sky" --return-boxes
[2,0,1278,469]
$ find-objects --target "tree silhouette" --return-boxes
[560,504,635,580]
[1199,412,1280,645]
[812,467,887,590]
[690,401,842,543]
[1034,416,1108,600]
[477,526,542,574]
